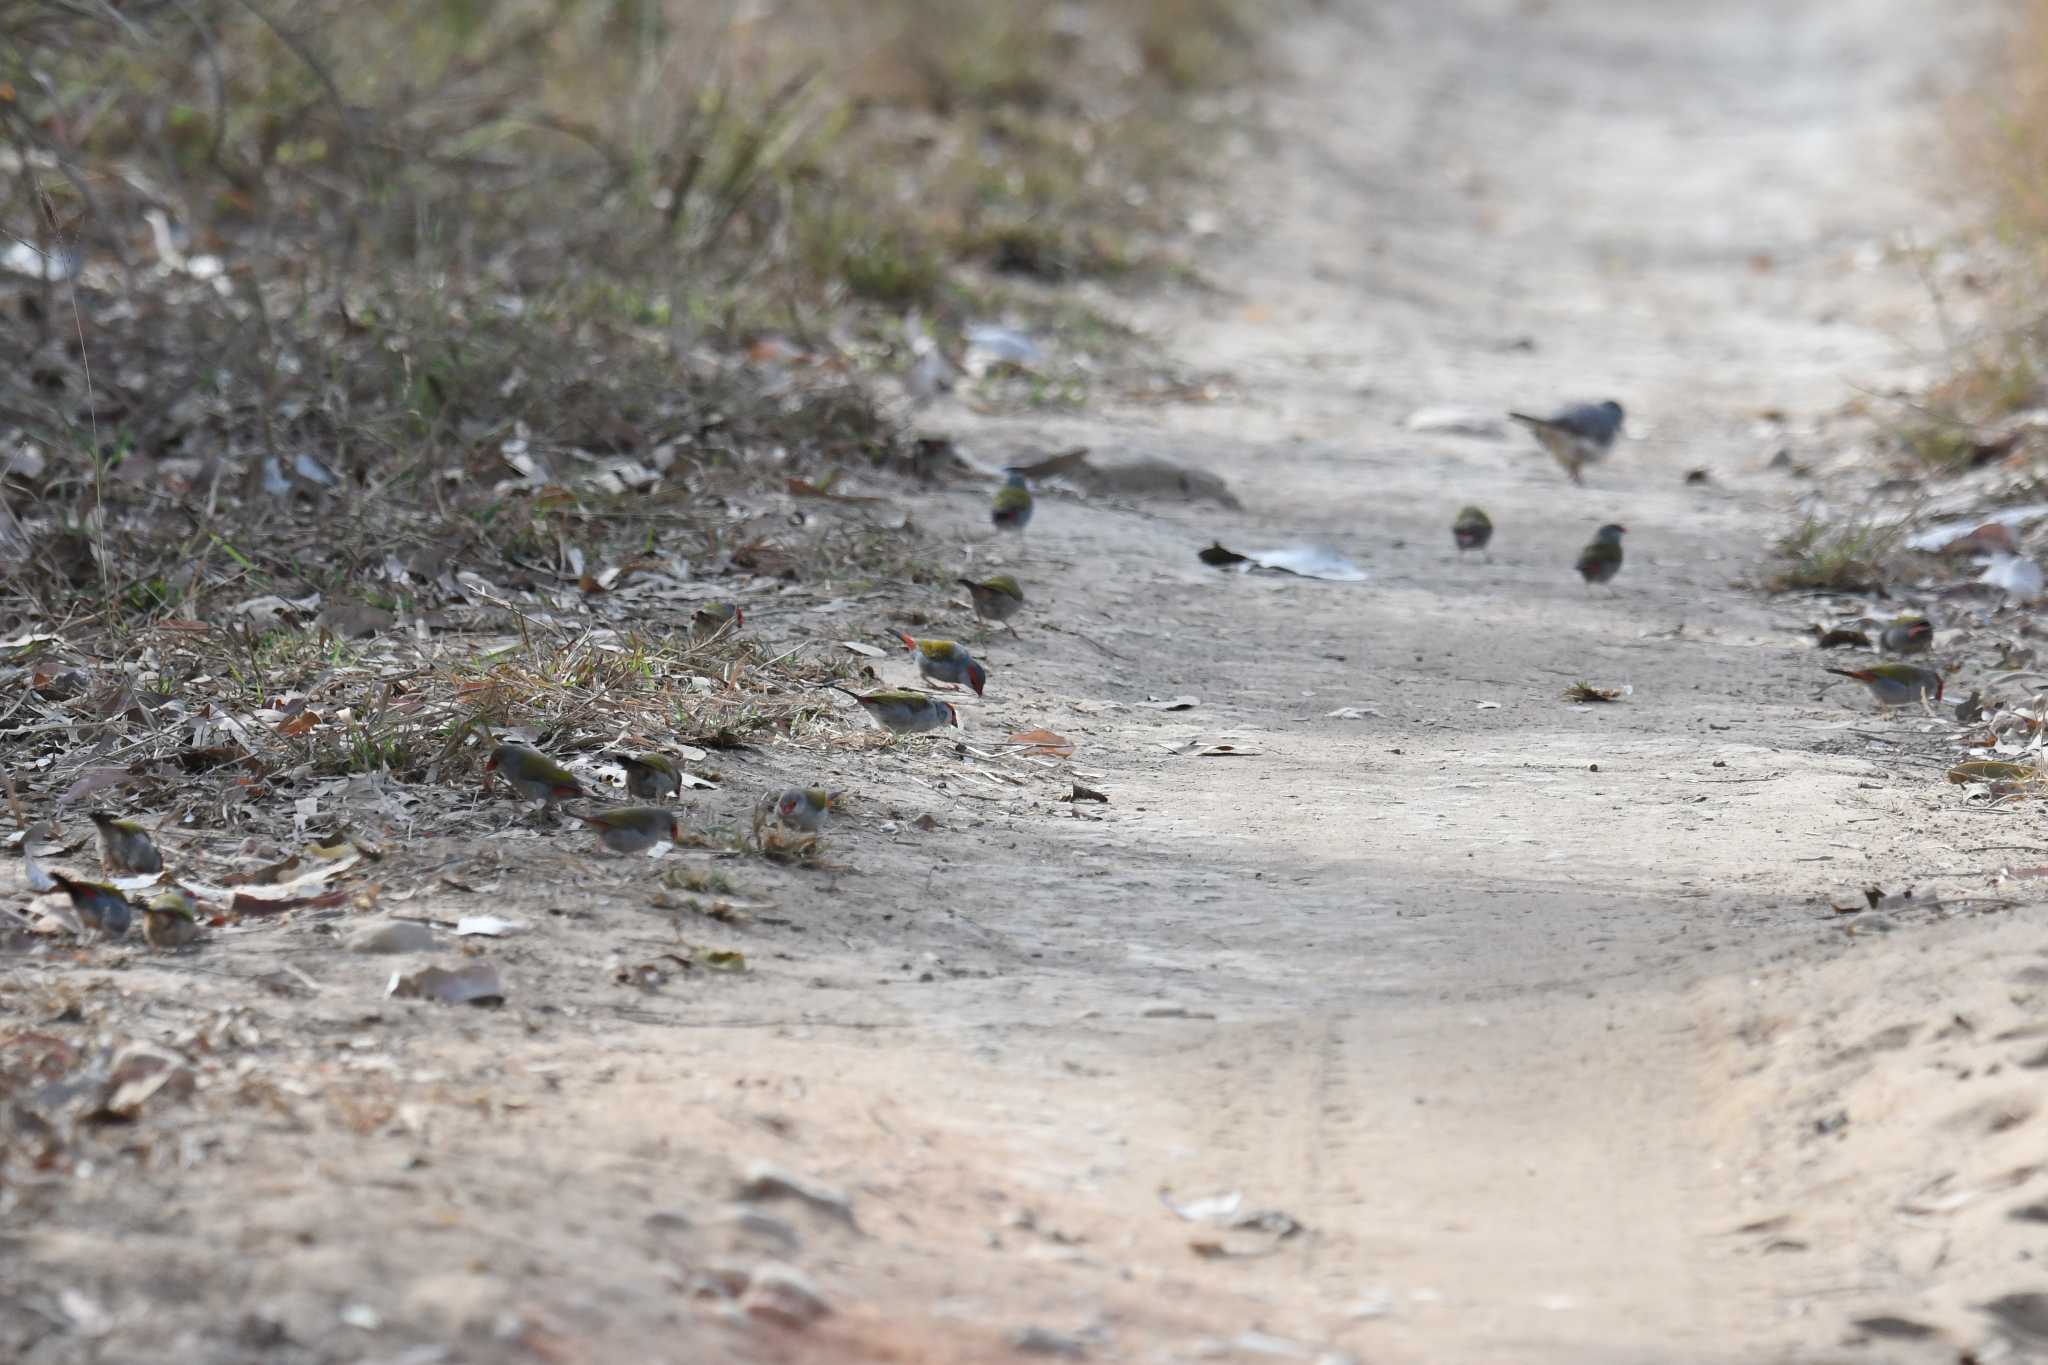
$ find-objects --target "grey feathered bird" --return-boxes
[1509,400,1624,484]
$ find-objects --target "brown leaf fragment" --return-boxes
[58,768,132,807]
[1060,784,1109,803]
[1949,760,2035,785]
[230,885,354,916]
[1005,728,1075,758]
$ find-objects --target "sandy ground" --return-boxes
[12,1,2047,1362]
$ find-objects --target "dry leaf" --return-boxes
[388,962,504,1005]
[1563,682,1623,703]
[1195,744,1258,757]
[1949,760,2036,785]
[1005,728,1075,758]
[1060,784,1109,803]
[231,885,354,916]
[58,768,131,807]
[840,641,885,658]
[455,916,523,937]
[704,950,747,972]
[616,952,693,987]
[1137,695,1199,711]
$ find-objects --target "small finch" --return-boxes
[572,806,684,854]
[1452,506,1492,558]
[484,743,585,809]
[991,472,1032,532]
[690,601,743,644]
[1880,616,1933,656]
[895,631,987,695]
[958,574,1025,635]
[771,787,833,833]
[611,751,682,800]
[49,872,134,940]
[1826,663,1944,711]
[89,811,162,876]
[1575,523,1626,587]
[827,685,960,737]
[142,887,203,950]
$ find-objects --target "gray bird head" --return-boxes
[1595,523,1627,543]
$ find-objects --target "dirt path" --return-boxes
[17,3,2031,1363]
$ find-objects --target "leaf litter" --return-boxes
[388,963,506,1006]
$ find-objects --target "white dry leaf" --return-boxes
[233,593,320,626]
[1162,1189,1243,1223]
[840,641,886,658]
[1980,554,2046,599]
[455,916,524,938]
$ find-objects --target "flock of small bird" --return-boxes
[35,417,1948,944]
[1457,399,1632,587]
[1473,398,1945,714]
[33,474,1045,943]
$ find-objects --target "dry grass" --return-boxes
[0,0,1251,617]
[0,0,1253,910]
[1763,516,1900,593]
[1891,0,2048,461]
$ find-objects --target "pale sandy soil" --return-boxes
[11,2,2043,1363]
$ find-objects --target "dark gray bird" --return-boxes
[1575,523,1626,587]
[1452,506,1493,559]
[1508,400,1625,484]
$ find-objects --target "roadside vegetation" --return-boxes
[1883,0,2048,471]
[0,0,1251,793]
